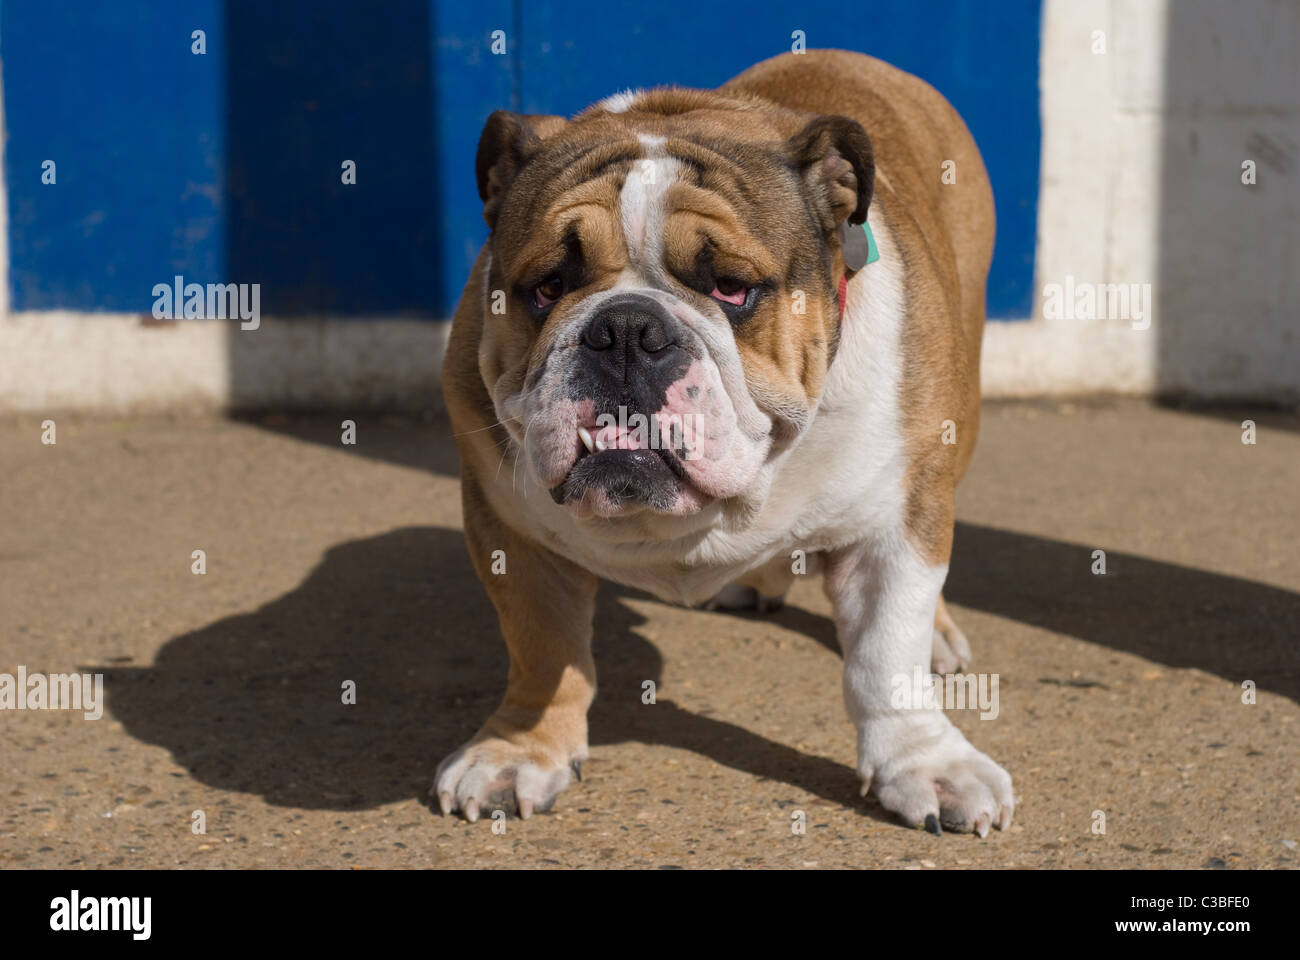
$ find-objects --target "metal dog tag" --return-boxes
[840,221,871,271]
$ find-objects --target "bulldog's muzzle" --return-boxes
[549,294,692,511]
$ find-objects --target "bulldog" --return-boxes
[437,49,1012,835]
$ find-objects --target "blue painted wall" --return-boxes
[3,0,1040,318]
[3,1,225,311]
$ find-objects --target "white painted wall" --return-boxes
[983,0,1161,397]
[984,0,1300,401]
[0,312,448,413]
[2,0,1296,412]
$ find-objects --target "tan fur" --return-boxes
[443,255,599,766]
[724,52,994,565]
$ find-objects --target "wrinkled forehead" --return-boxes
[492,112,803,279]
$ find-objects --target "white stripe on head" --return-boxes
[621,134,681,275]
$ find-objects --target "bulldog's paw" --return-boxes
[704,583,786,613]
[859,718,1013,837]
[433,733,585,822]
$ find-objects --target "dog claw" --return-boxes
[924,814,942,836]
[436,791,453,816]
[572,760,583,782]
[464,798,480,823]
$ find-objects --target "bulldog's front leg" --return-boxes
[824,536,1014,836]
[434,478,597,821]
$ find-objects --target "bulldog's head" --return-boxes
[474,88,873,524]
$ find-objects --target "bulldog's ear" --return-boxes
[787,115,874,231]
[475,111,568,228]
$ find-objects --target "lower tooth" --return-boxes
[577,426,594,453]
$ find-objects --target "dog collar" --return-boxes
[837,220,879,323]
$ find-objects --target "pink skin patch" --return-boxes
[710,285,746,306]
[653,359,764,501]
[523,358,768,519]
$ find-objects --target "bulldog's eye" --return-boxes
[710,277,748,306]
[534,276,564,309]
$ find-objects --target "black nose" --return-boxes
[580,297,680,381]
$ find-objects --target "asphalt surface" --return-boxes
[2,400,1297,869]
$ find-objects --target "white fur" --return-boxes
[597,89,642,113]
[619,134,676,267]
[828,531,1012,833]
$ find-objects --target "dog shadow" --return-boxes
[99,520,1298,816]
[946,522,1300,703]
[98,526,861,815]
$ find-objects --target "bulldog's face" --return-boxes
[474,89,873,524]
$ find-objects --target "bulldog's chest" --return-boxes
[499,394,909,607]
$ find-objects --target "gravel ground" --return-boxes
[1,400,1297,869]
